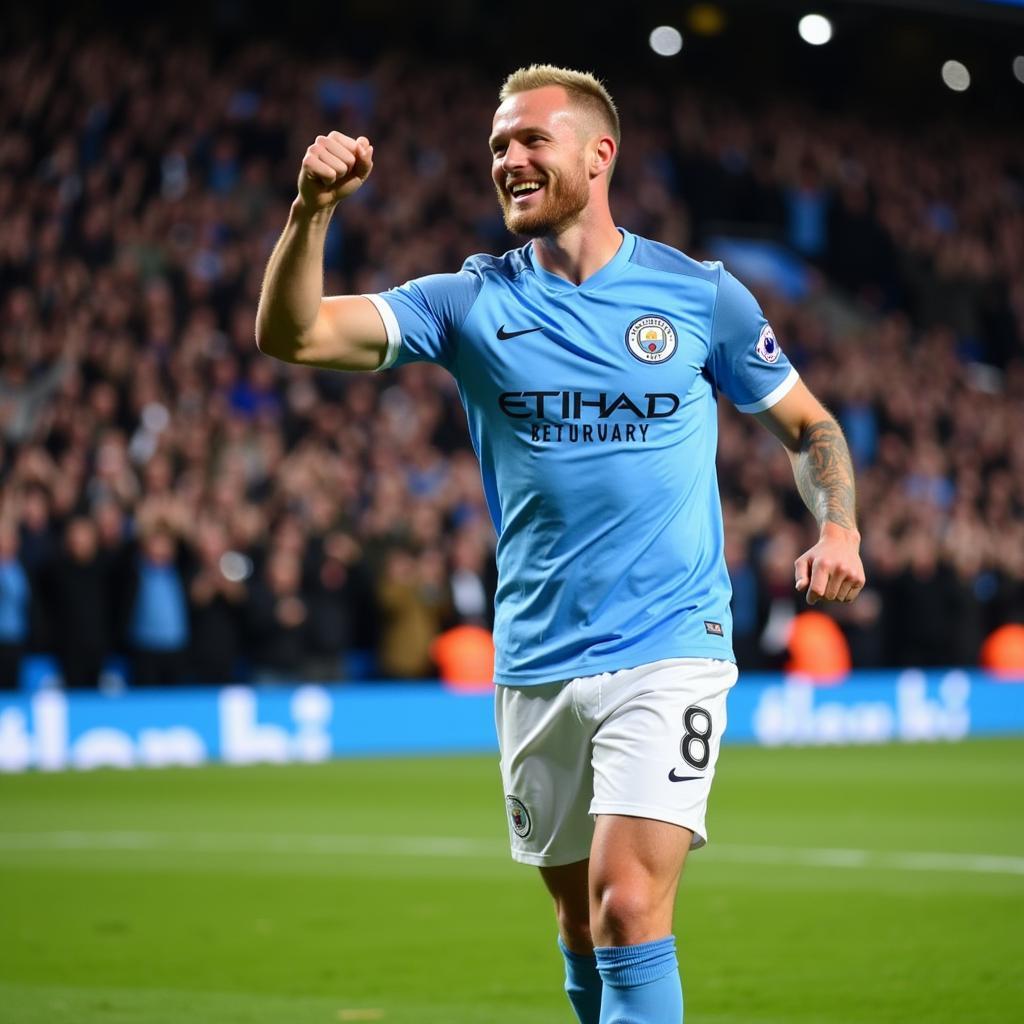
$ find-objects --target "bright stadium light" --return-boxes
[941,60,971,92]
[649,25,684,57]
[797,13,833,46]
[220,551,253,583]
[1013,55,1024,85]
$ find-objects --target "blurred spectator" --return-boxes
[784,162,829,260]
[41,517,111,688]
[303,530,362,680]
[0,521,29,688]
[93,498,134,631]
[16,485,56,575]
[831,588,886,669]
[247,549,310,682]
[448,527,494,628]
[229,359,282,420]
[887,534,960,668]
[128,527,190,685]
[724,527,763,670]
[187,520,247,684]
[376,548,451,679]
[0,339,76,443]
[756,528,803,671]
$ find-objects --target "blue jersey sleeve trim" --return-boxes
[705,264,794,408]
[734,366,800,413]
[374,271,485,369]
[371,247,529,370]
[363,293,402,370]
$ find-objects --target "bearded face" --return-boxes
[490,87,603,239]
[495,152,591,237]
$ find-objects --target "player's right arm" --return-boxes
[256,132,387,372]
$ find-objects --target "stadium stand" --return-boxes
[0,27,1021,687]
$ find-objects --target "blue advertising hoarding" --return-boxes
[0,670,1022,772]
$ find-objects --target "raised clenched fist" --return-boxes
[297,132,374,211]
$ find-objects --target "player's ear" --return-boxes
[590,135,616,178]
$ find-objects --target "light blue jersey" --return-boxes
[368,229,798,685]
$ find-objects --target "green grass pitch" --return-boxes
[1,739,1022,1023]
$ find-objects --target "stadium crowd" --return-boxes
[1,29,1022,688]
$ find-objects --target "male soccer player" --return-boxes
[256,65,865,1024]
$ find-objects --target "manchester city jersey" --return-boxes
[367,229,798,685]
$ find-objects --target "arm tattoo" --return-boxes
[794,419,858,531]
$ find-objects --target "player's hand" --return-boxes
[794,523,866,605]
[297,132,374,212]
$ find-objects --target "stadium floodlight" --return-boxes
[1014,55,1024,85]
[220,551,254,582]
[941,60,971,92]
[649,25,684,57]
[797,13,833,46]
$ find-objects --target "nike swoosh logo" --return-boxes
[496,324,543,340]
[668,769,704,783]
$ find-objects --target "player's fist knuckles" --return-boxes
[326,130,357,148]
[302,157,333,182]
[297,132,374,209]
[307,138,348,169]
[308,132,370,169]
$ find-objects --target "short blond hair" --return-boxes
[500,64,620,148]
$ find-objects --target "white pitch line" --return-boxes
[0,830,505,857]
[0,831,1022,877]
[709,844,1024,876]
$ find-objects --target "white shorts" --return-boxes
[495,657,738,867]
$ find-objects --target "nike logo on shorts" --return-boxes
[496,324,543,340]
[668,768,704,782]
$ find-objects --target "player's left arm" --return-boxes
[754,378,866,605]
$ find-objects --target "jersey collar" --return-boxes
[526,228,636,294]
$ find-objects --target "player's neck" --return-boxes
[530,209,622,286]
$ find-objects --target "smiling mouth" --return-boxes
[509,180,545,203]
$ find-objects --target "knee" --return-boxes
[592,880,662,947]
[556,900,594,954]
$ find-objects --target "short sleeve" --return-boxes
[705,266,798,413]
[366,270,482,373]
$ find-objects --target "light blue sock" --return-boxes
[558,935,603,1024]
[594,936,683,1024]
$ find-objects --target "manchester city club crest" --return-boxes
[626,315,678,364]
[506,795,532,839]
[755,323,782,364]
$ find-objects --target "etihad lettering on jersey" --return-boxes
[528,422,651,443]
[498,391,681,445]
[498,391,680,420]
